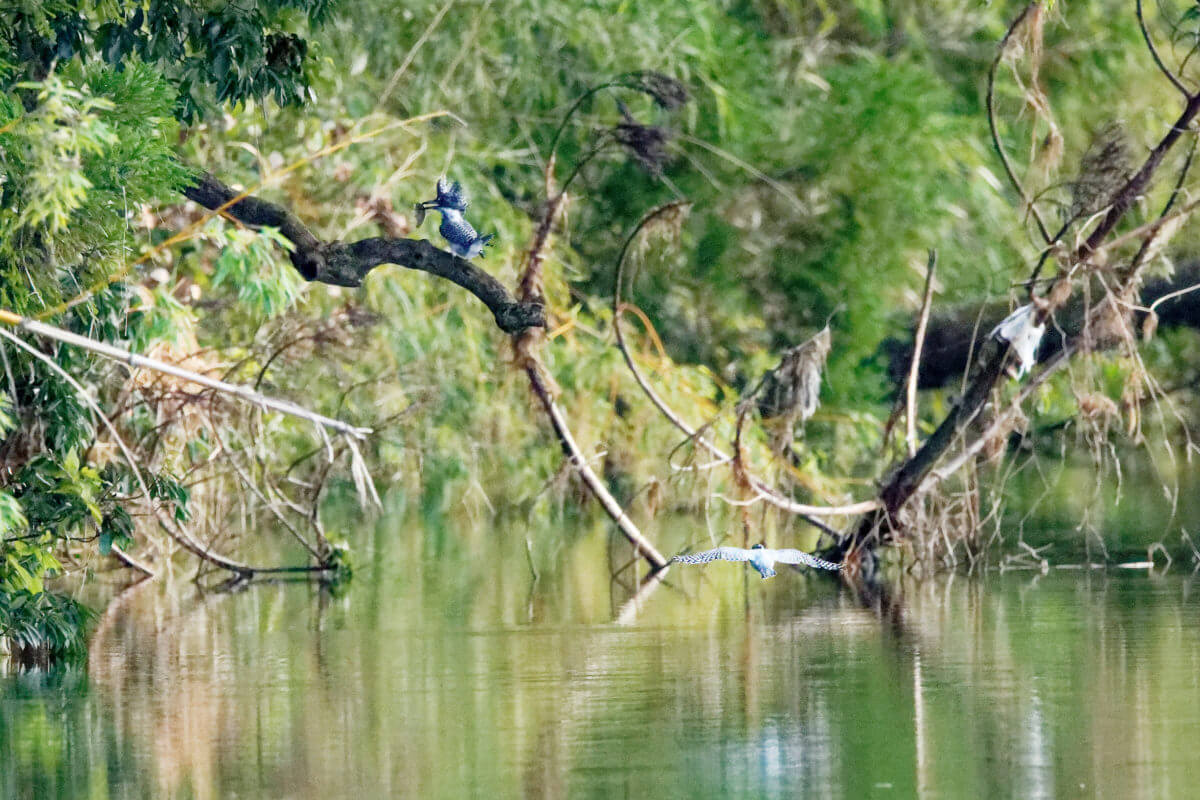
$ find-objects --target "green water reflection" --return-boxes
[3,520,1200,798]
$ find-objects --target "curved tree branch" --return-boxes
[611,203,877,528]
[183,173,546,335]
[987,1,1053,245]
[1137,0,1192,99]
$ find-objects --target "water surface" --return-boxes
[3,526,1199,799]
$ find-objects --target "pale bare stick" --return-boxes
[906,251,938,458]
[0,327,335,577]
[524,365,669,569]
[0,310,368,440]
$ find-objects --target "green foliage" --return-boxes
[211,225,304,320]
[0,492,91,659]
[0,491,25,539]
[146,472,190,523]
[0,574,92,659]
[0,0,337,660]
[0,0,333,121]
[0,63,191,315]
[0,391,13,440]
[0,60,202,657]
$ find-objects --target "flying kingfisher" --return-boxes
[673,543,841,579]
[415,177,496,259]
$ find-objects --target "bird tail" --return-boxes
[477,233,497,257]
[759,566,776,579]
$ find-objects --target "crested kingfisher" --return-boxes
[673,543,841,579]
[415,177,496,259]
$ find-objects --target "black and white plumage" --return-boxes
[432,177,469,211]
[415,177,496,258]
[673,543,841,579]
[435,209,495,258]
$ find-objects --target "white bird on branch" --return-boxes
[991,303,1045,378]
[673,543,841,579]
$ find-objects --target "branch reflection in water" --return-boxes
[4,536,1200,799]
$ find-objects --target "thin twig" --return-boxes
[1148,280,1200,314]
[906,251,938,458]
[1117,140,1197,291]
[208,419,323,561]
[1094,194,1200,259]
[987,1,1053,244]
[610,204,878,521]
[1138,0,1192,98]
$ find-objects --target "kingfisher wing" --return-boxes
[674,547,752,565]
[439,211,479,249]
[771,549,841,571]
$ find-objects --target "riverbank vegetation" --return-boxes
[4,0,1200,659]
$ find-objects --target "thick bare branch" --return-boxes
[183,173,545,335]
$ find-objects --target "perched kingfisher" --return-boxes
[415,177,496,258]
[673,543,841,579]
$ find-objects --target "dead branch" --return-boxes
[184,173,545,334]
[906,251,938,458]
[838,13,1200,564]
[0,327,328,577]
[2,312,369,454]
[525,364,669,569]
[510,162,669,570]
